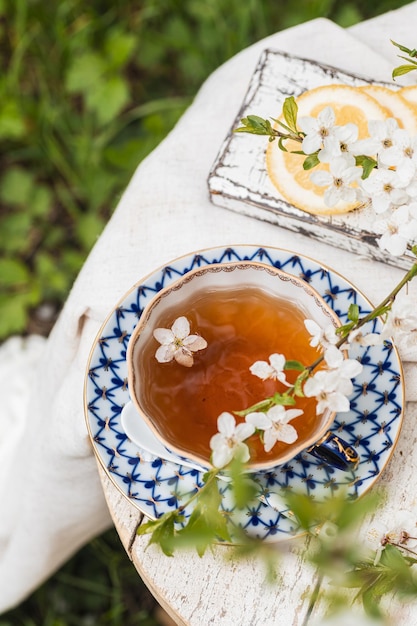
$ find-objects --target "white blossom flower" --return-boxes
[304,319,339,349]
[245,405,302,452]
[323,345,363,380]
[360,166,409,214]
[379,295,417,343]
[379,128,417,182]
[405,172,417,200]
[310,155,361,207]
[209,412,255,468]
[367,509,417,565]
[153,316,207,367]
[374,203,417,256]
[304,369,352,414]
[298,106,339,154]
[318,123,359,163]
[350,117,399,158]
[249,353,290,385]
[346,328,382,347]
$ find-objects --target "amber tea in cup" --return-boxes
[127,262,342,471]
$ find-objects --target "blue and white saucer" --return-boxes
[84,245,404,542]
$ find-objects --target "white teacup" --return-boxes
[126,261,359,472]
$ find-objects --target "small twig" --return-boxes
[301,572,324,626]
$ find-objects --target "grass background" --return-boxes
[0,0,413,623]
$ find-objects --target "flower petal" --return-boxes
[211,443,233,468]
[340,358,363,379]
[297,116,318,134]
[263,429,278,453]
[302,134,322,155]
[217,412,236,437]
[235,442,251,464]
[249,360,273,380]
[283,408,304,422]
[171,316,190,339]
[245,412,271,430]
[310,170,333,187]
[155,344,176,363]
[324,345,343,369]
[174,348,194,367]
[267,405,286,424]
[275,423,298,444]
[235,422,255,441]
[153,328,174,345]
[318,106,335,127]
[327,391,350,412]
[269,353,286,373]
[183,335,207,351]
[304,319,321,346]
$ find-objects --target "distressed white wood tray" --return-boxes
[208,50,414,270]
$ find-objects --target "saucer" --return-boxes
[84,245,404,542]
[121,401,208,472]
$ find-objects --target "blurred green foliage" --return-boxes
[0,0,413,340]
[0,528,160,625]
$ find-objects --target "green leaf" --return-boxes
[65,52,105,94]
[277,136,287,151]
[0,212,32,254]
[0,167,34,205]
[31,185,53,218]
[271,392,296,406]
[381,544,411,574]
[355,155,378,179]
[292,371,308,398]
[176,478,231,555]
[285,489,381,533]
[86,76,130,125]
[391,40,417,56]
[303,153,320,170]
[228,456,258,510]
[397,54,417,66]
[0,258,29,287]
[235,115,273,136]
[362,587,384,619]
[347,303,360,324]
[392,64,417,79]
[0,100,26,140]
[333,491,380,531]
[104,30,136,69]
[282,96,298,132]
[284,360,305,371]
[283,492,317,530]
[177,508,221,557]
[275,119,294,133]
[0,293,30,339]
[104,137,148,170]
[35,252,69,298]
[336,321,354,338]
[137,513,179,557]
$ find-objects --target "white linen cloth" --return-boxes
[2,3,417,612]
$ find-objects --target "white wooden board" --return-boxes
[208,50,415,270]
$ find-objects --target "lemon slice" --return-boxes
[266,84,389,215]
[398,85,417,108]
[359,84,417,132]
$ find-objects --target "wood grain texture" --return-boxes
[99,402,417,625]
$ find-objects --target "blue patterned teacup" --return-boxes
[126,261,360,473]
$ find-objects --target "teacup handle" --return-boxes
[307,431,359,471]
